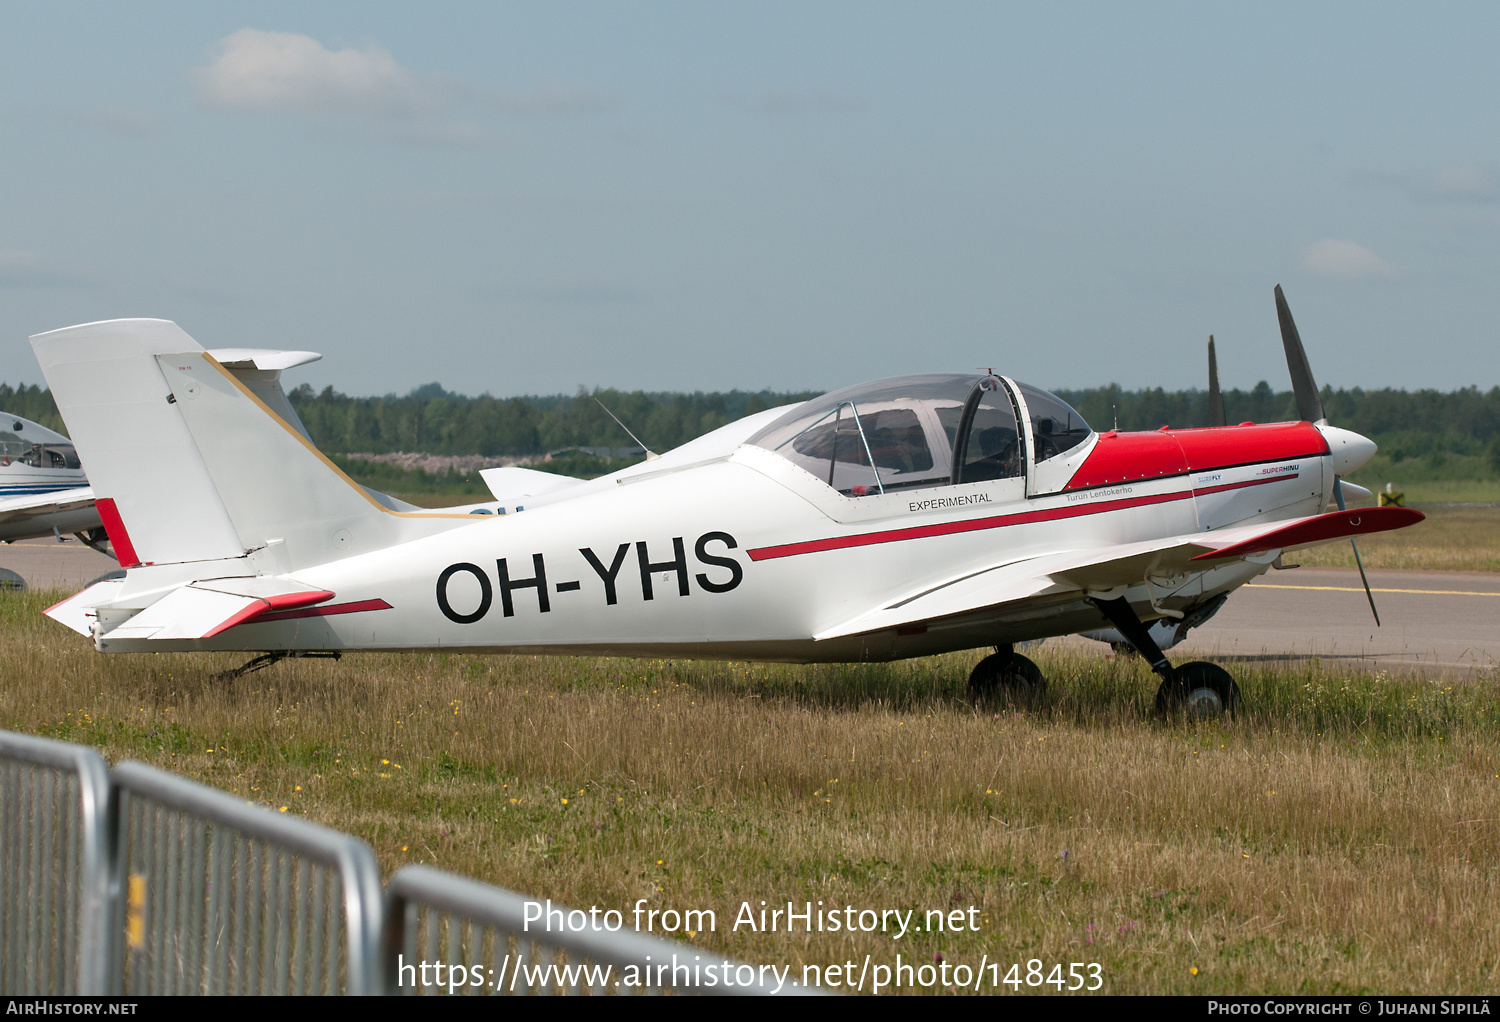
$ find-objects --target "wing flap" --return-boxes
[813,569,1062,640]
[815,507,1425,641]
[813,534,1202,641]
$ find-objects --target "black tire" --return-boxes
[1156,661,1238,719]
[968,652,1046,705]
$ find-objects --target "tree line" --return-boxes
[4,378,1498,463]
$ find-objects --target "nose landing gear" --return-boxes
[1090,596,1238,719]
[1155,660,1239,718]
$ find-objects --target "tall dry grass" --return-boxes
[4,589,1498,994]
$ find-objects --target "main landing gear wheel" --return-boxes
[1155,661,1239,719]
[968,649,1046,705]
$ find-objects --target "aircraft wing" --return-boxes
[479,466,586,504]
[815,506,1422,640]
[45,576,336,640]
[0,485,95,523]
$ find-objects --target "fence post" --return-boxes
[0,730,113,995]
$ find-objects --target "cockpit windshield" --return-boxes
[1015,383,1091,462]
[748,373,1090,496]
[749,374,973,494]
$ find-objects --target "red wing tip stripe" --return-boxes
[201,590,340,638]
[263,590,336,611]
[748,490,1191,561]
[1190,507,1425,562]
[252,598,394,624]
[204,602,271,639]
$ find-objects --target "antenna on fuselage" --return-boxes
[594,397,660,461]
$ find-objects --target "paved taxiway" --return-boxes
[1060,567,1500,679]
[2,539,1495,678]
[1168,566,1500,679]
[1,536,117,591]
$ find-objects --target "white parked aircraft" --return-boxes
[0,411,101,552]
[0,349,329,564]
[35,289,1421,715]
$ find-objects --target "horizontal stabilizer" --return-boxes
[102,579,334,641]
[44,576,126,636]
[479,466,585,504]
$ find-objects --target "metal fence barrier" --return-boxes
[110,761,383,995]
[0,731,818,997]
[0,730,112,996]
[383,865,809,996]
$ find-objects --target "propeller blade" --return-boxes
[1350,538,1380,627]
[1333,475,1381,627]
[1274,284,1326,425]
[1207,335,1226,427]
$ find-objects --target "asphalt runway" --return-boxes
[0,536,118,592]
[3,539,1495,678]
[1060,567,1500,680]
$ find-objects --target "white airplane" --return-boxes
[35,289,1422,716]
[0,412,103,556]
[0,349,333,566]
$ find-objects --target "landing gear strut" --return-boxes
[968,643,1046,705]
[214,650,342,682]
[1090,597,1238,718]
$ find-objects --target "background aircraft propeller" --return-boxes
[1273,284,1380,626]
[1207,335,1226,427]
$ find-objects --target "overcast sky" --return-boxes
[3,2,1499,398]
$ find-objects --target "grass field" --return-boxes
[1295,504,1500,572]
[5,589,1499,995]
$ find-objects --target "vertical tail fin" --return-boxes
[30,320,244,566]
[32,319,467,571]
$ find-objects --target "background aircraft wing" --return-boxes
[814,506,1422,641]
[0,485,95,524]
[479,466,586,503]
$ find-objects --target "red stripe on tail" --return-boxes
[94,497,143,568]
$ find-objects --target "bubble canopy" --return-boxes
[748,373,1092,497]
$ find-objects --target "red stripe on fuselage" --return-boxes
[1191,473,1300,497]
[749,462,1314,563]
[748,490,1190,561]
